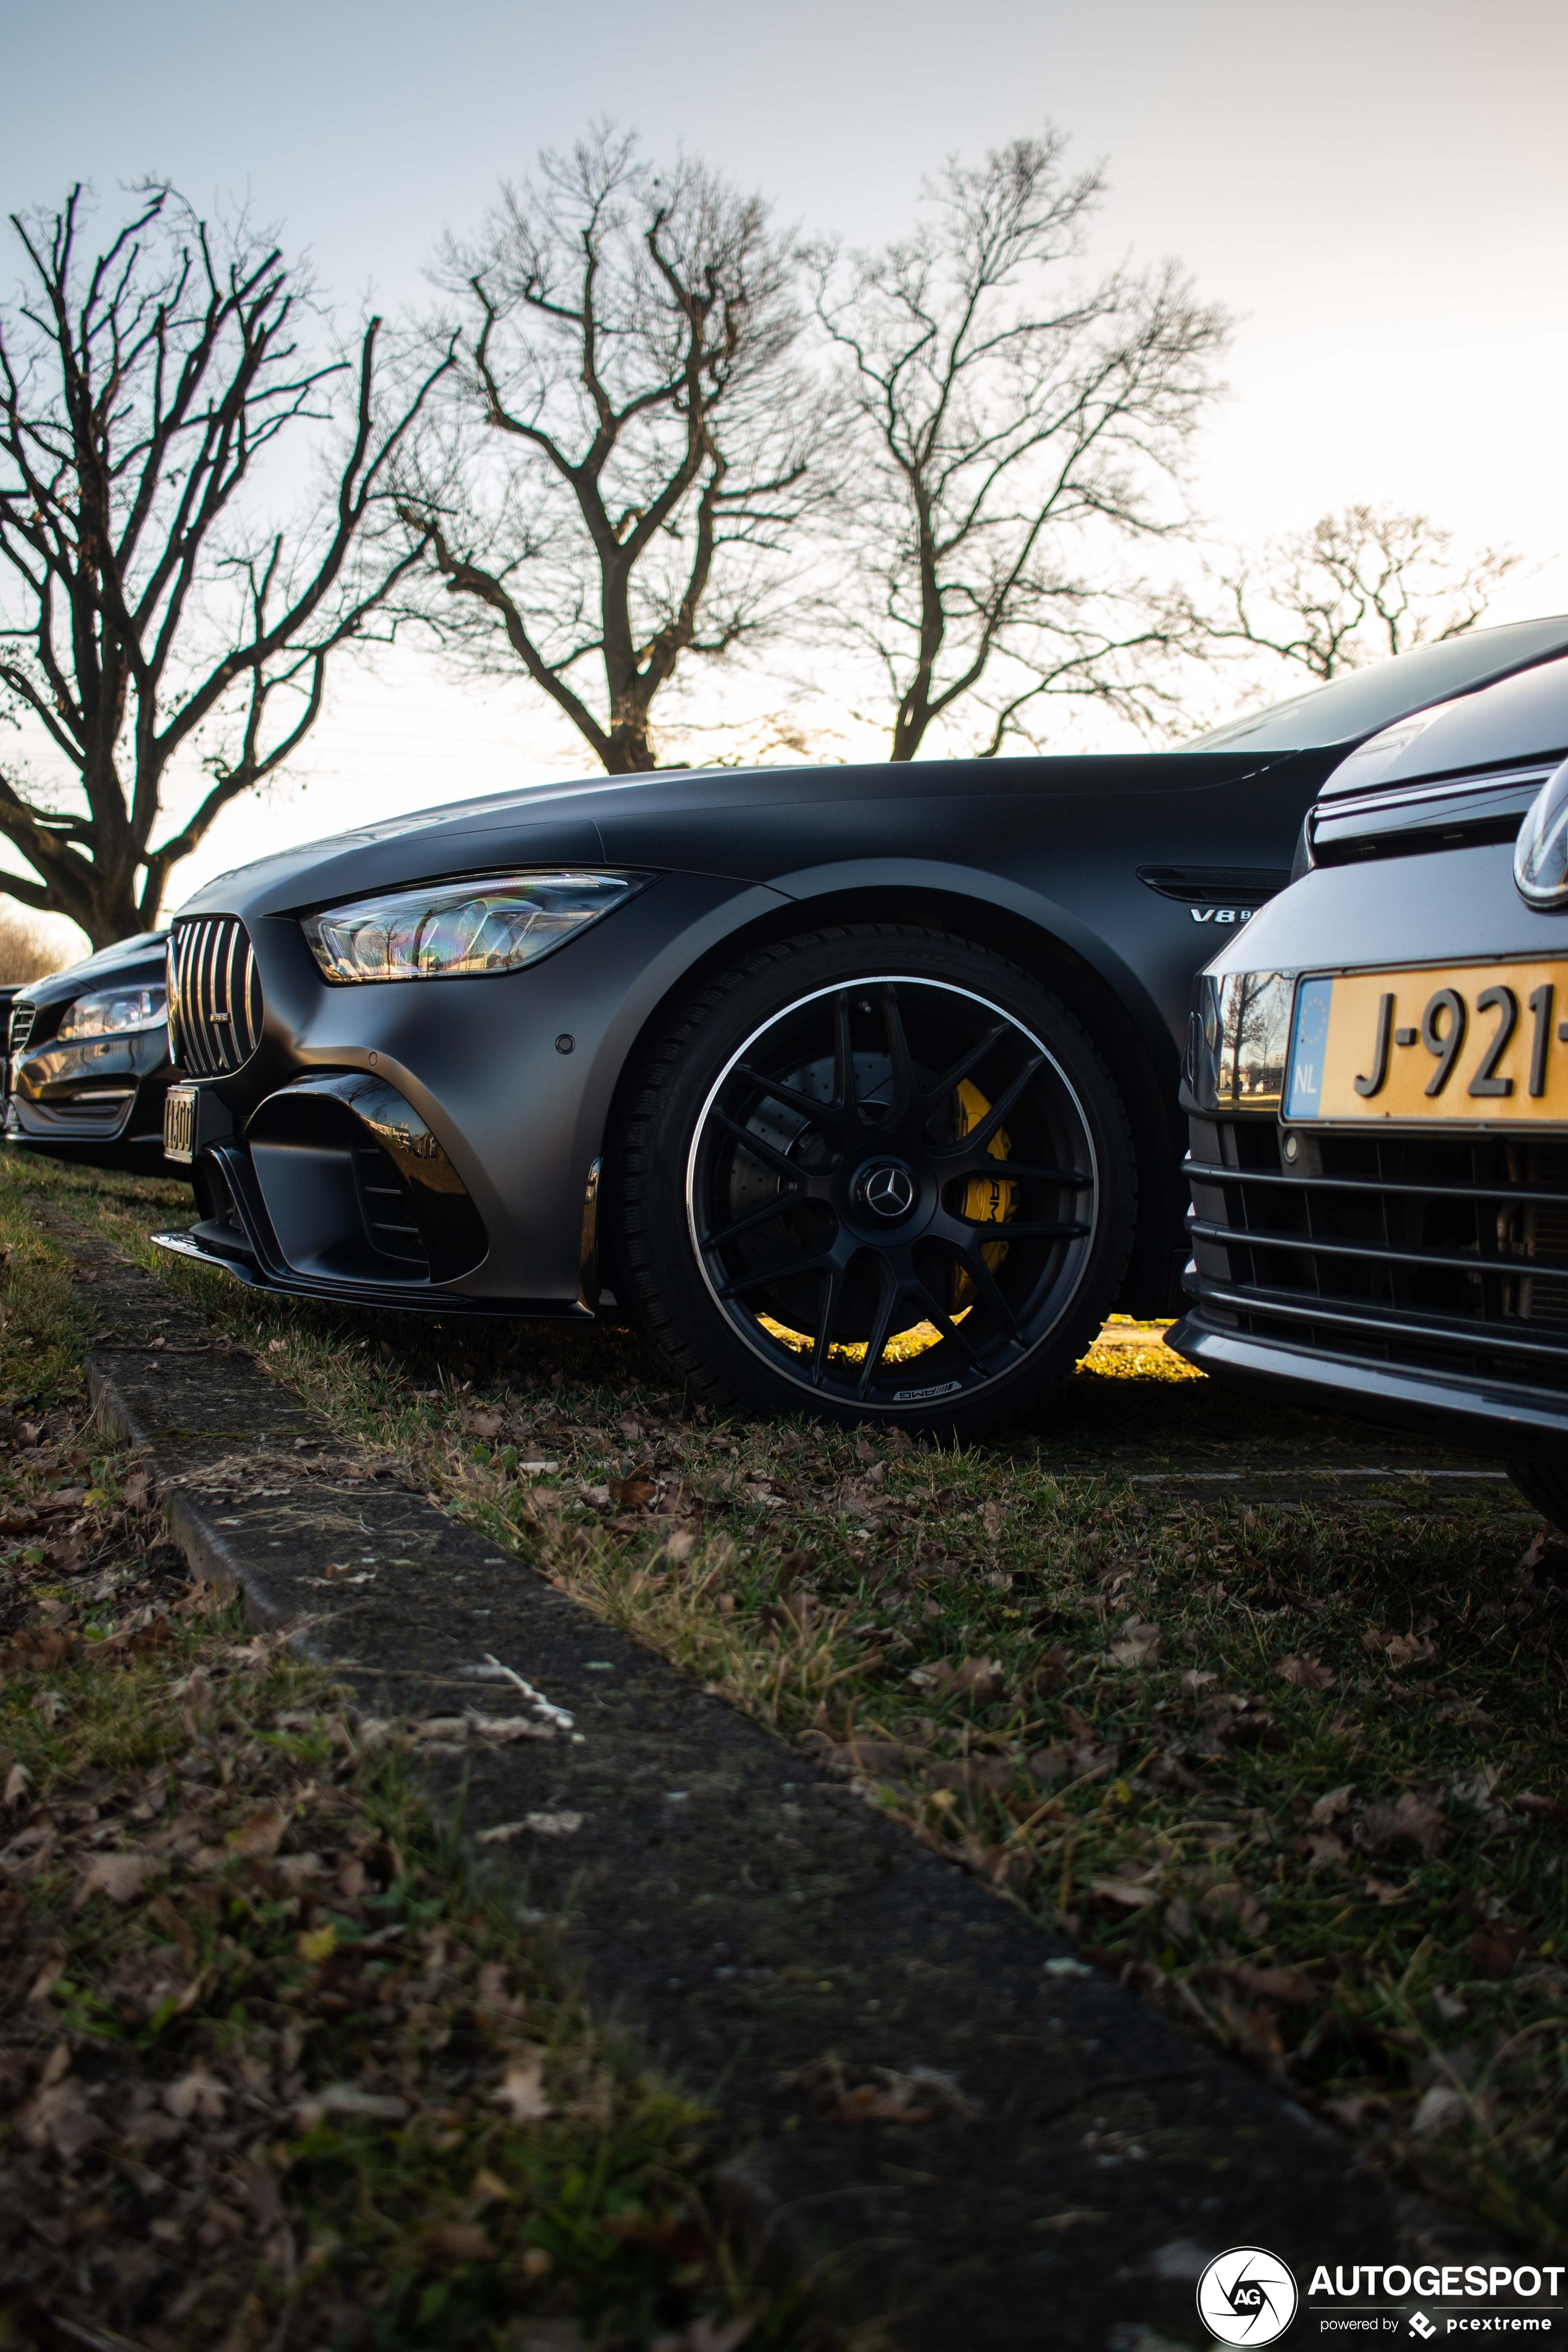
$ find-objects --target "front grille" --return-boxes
[9,1002,35,1058]
[168,919,263,1077]
[1186,1115,1568,1394]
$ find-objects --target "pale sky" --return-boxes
[6,0,1568,936]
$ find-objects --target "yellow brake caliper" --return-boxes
[952,1077,1017,1308]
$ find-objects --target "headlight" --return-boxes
[56,985,167,1041]
[301,870,651,983]
[1515,757,1568,909]
[1188,970,1295,1113]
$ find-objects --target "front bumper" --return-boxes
[151,869,788,1317]
[1169,1307,1568,1451]
[6,1027,173,1164]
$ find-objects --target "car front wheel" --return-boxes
[607,925,1136,1433]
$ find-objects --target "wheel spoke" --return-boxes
[735,1063,843,1138]
[879,984,916,1123]
[952,1238,1028,1348]
[947,1156,1095,1188]
[909,1273,983,1367]
[857,1256,905,1399]
[711,1108,801,1181]
[719,1245,836,1301]
[933,1053,1045,1159]
[953,1218,1091,1241]
[697,1190,804,1252]
[832,993,856,1122]
[809,1259,846,1387]
[920,1020,1011,1110]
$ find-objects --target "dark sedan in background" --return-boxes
[4,930,175,1172]
[152,615,1568,1433]
[1172,646,1568,1518]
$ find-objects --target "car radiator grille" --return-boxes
[1186,1116,1568,1393]
[8,1002,36,1058]
[169,918,263,1077]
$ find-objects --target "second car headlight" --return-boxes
[57,985,167,1040]
[301,871,651,983]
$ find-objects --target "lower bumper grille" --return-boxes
[1186,1116,1568,1393]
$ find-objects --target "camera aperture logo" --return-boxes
[1198,2247,1299,2345]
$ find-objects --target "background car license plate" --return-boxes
[1285,961,1568,1124]
[163,1082,198,1162]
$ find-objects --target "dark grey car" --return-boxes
[154,617,1568,1433]
[5,931,173,1170]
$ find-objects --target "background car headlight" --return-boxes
[1515,757,1568,909]
[301,871,651,983]
[1188,970,1295,1112]
[56,985,167,1040]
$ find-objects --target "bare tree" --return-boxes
[401,127,822,775]
[1197,503,1522,683]
[0,183,452,946]
[812,132,1229,761]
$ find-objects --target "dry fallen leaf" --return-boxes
[428,2219,496,2262]
[494,2054,553,2123]
[1410,2083,1468,2135]
[20,2074,101,2163]
[164,2067,227,2121]
[1359,1790,1446,1858]
[75,1851,153,1907]
[1276,1654,1335,1689]
[4,1761,33,1806]
[1308,1783,1355,1827]
[1109,1622,1162,1668]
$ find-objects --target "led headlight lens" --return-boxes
[57,985,167,1041]
[1188,970,1295,1112]
[301,870,651,983]
[1515,757,1568,909]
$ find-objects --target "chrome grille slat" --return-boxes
[8,1003,36,1059]
[1188,1115,1568,1395]
[169,916,262,1078]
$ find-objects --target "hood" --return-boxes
[174,749,1302,920]
[18,931,169,1008]
[1319,653,1568,801]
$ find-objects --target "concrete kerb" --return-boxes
[45,1206,1503,2352]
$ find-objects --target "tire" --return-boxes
[1506,1457,1568,1524]
[606,923,1137,1435]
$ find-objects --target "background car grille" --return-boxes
[169,918,264,1077]
[1186,1114,1568,1393]
[8,1002,35,1058]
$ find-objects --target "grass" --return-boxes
[0,1173,825,2352]
[12,1151,1568,2260]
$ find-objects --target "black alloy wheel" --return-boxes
[609,926,1136,1432]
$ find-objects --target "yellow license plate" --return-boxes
[1285,961,1568,1124]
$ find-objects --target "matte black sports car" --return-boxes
[5,931,174,1170]
[154,617,1568,1432]
[1170,644,1568,1518]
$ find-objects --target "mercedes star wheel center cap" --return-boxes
[856,1158,917,1220]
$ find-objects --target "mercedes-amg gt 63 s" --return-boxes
[4,931,173,1171]
[1170,643,1568,1518]
[153,617,1568,1433]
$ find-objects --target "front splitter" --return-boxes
[150,1227,593,1321]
